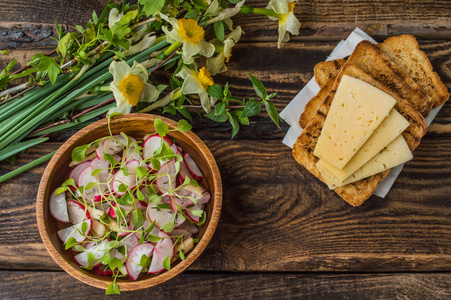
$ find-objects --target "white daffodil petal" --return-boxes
[177,66,198,80]
[140,58,163,69]
[181,42,201,64]
[162,26,179,44]
[206,53,227,76]
[141,88,179,113]
[181,74,205,95]
[206,0,220,15]
[108,8,122,29]
[159,13,179,28]
[210,96,219,107]
[107,101,132,117]
[122,34,156,57]
[277,21,288,48]
[268,0,290,14]
[223,39,235,59]
[223,18,233,30]
[198,40,215,58]
[109,61,130,86]
[130,61,148,78]
[286,13,301,35]
[207,0,246,24]
[228,26,243,43]
[199,91,212,113]
[140,82,160,103]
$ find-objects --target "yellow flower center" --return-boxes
[198,67,214,87]
[177,19,204,44]
[119,75,145,106]
[288,2,296,13]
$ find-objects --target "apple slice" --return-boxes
[57,219,92,244]
[183,153,203,180]
[126,243,155,280]
[148,231,174,274]
[49,189,69,223]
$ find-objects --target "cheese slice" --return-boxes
[314,75,397,169]
[317,109,410,181]
[317,135,413,189]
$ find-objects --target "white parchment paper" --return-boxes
[280,28,443,198]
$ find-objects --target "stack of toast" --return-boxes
[292,34,449,206]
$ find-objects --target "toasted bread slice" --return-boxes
[379,34,449,108]
[293,64,427,206]
[314,58,346,88]
[313,41,432,117]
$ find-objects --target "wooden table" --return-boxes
[1,1,450,298]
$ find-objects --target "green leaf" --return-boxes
[109,257,122,271]
[38,56,61,84]
[106,282,120,295]
[104,240,118,250]
[81,221,89,233]
[91,169,103,177]
[118,183,127,193]
[64,237,78,249]
[100,252,110,265]
[176,119,192,132]
[55,186,68,195]
[214,21,225,42]
[71,144,91,162]
[57,32,78,59]
[75,25,85,34]
[179,250,185,260]
[136,189,145,201]
[178,107,192,121]
[248,74,267,100]
[157,203,172,210]
[160,220,175,233]
[73,245,85,252]
[264,101,280,128]
[139,0,165,17]
[131,209,144,228]
[154,118,169,137]
[190,209,204,217]
[197,211,207,225]
[149,194,162,204]
[87,252,96,267]
[135,166,148,179]
[85,182,96,191]
[213,102,225,116]
[147,234,162,243]
[232,110,250,126]
[150,158,161,171]
[163,255,172,270]
[207,84,224,99]
[205,112,228,123]
[227,112,240,139]
[241,99,262,118]
[163,106,177,116]
[139,254,151,267]
[191,0,208,9]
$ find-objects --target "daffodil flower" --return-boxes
[108,8,123,28]
[160,14,215,64]
[266,0,301,48]
[107,60,159,116]
[178,66,215,112]
[121,34,156,57]
[206,26,243,76]
[207,0,246,25]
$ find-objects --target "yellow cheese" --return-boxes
[317,109,410,181]
[317,135,413,189]
[314,75,397,169]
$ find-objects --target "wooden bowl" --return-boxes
[36,114,222,291]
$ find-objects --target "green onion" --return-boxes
[0,137,48,161]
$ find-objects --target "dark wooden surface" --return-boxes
[0,0,450,298]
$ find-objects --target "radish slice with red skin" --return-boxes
[108,202,117,218]
[142,135,173,159]
[69,161,90,190]
[57,219,92,243]
[147,203,185,229]
[67,200,91,225]
[170,229,192,242]
[180,185,211,205]
[178,160,193,183]
[126,243,155,280]
[77,166,101,202]
[93,264,113,276]
[111,159,140,196]
[183,153,203,180]
[132,218,160,240]
[148,231,174,274]
[49,190,69,223]
[74,239,109,267]
[119,234,139,253]
[185,203,204,224]
[171,195,194,210]
[176,221,199,234]
[155,160,177,194]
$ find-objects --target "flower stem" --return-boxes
[0,150,56,184]
[240,6,281,19]
[182,105,245,109]
[157,41,182,60]
[149,46,181,75]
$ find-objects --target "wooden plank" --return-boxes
[0,139,450,272]
[1,271,450,299]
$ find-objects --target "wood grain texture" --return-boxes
[1,139,450,272]
[1,271,450,299]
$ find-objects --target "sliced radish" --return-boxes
[77,166,101,202]
[142,135,173,159]
[183,153,203,180]
[119,234,139,253]
[178,160,193,183]
[49,189,69,223]
[170,228,192,242]
[57,219,92,244]
[148,231,174,274]
[93,264,113,276]
[185,203,204,224]
[155,160,177,194]
[132,218,159,240]
[111,160,140,196]
[126,243,155,280]
[147,203,185,229]
[74,239,109,267]
[109,202,117,218]
[171,195,194,210]
[176,221,199,234]
[67,200,90,224]
[69,161,90,189]
[179,185,211,205]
